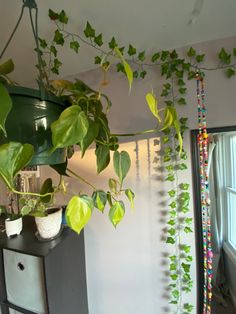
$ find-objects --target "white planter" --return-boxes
[35,208,62,239]
[5,217,23,237]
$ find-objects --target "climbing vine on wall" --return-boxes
[37,9,236,313]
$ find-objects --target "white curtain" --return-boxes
[208,134,229,304]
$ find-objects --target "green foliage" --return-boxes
[0,83,12,136]
[84,21,95,38]
[0,142,34,189]
[95,145,110,173]
[113,150,131,185]
[70,40,80,53]
[92,190,107,212]
[109,200,125,227]
[218,48,231,64]
[125,188,135,209]
[66,195,93,234]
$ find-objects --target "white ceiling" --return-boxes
[1,0,236,86]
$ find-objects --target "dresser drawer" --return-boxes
[3,249,47,314]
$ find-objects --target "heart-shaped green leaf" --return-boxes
[80,119,99,157]
[92,190,107,212]
[125,188,135,209]
[51,105,89,150]
[109,201,125,227]
[95,145,110,173]
[66,195,93,234]
[113,151,131,185]
[0,142,34,189]
[0,83,12,136]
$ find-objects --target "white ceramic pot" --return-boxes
[35,208,62,239]
[5,217,23,237]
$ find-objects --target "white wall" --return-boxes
[2,35,236,314]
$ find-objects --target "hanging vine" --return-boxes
[31,9,236,314]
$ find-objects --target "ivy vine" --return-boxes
[36,9,236,313]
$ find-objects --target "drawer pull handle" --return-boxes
[17,262,25,271]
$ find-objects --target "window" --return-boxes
[225,135,236,250]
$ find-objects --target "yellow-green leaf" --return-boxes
[66,195,93,234]
[109,201,125,227]
[0,83,12,136]
[114,47,133,91]
[125,188,135,209]
[146,92,161,122]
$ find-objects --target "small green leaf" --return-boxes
[125,188,135,209]
[53,30,64,45]
[94,34,103,47]
[0,83,12,136]
[151,52,160,62]
[58,10,68,24]
[169,201,177,209]
[177,163,188,170]
[66,195,93,234]
[226,68,235,78]
[50,45,57,57]
[184,226,193,233]
[166,237,175,244]
[108,178,119,193]
[218,48,231,64]
[51,106,89,150]
[128,44,136,56]
[113,150,131,184]
[94,56,102,64]
[180,183,189,190]
[179,87,187,95]
[48,9,59,20]
[109,201,125,227]
[95,145,110,173]
[185,218,193,225]
[109,36,118,49]
[172,290,180,299]
[167,219,175,226]
[138,51,145,61]
[186,256,193,262]
[161,50,169,61]
[165,174,175,182]
[188,71,196,80]
[177,79,185,86]
[168,228,176,236]
[168,190,176,197]
[92,190,107,212]
[21,206,32,216]
[196,54,205,63]
[133,70,139,78]
[70,40,80,53]
[177,98,186,105]
[187,47,196,58]
[140,70,147,79]
[84,21,95,38]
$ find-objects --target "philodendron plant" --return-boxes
[0,141,134,233]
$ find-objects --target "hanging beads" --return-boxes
[196,71,213,314]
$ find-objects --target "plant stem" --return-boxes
[67,168,96,190]
[111,129,157,137]
[10,188,53,198]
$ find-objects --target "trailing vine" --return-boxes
[34,8,236,313]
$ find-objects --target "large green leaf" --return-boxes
[0,59,14,75]
[0,83,12,136]
[51,106,89,150]
[66,195,93,234]
[0,142,34,189]
[92,190,107,212]
[80,119,99,157]
[113,151,131,184]
[95,145,110,173]
[109,200,125,227]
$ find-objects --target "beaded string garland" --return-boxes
[196,71,213,314]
